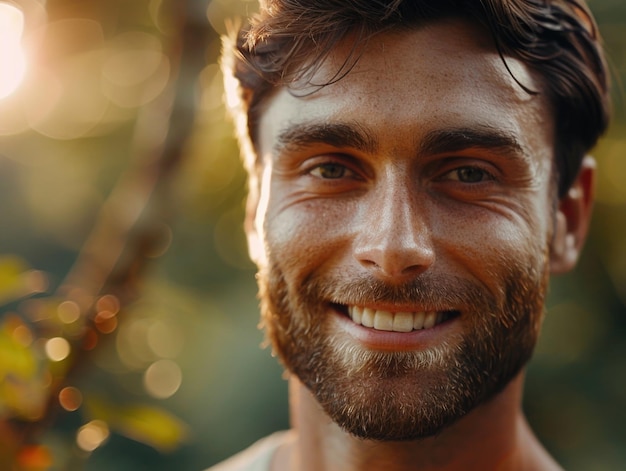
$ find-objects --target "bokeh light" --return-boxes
[45,337,70,362]
[76,420,110,452]
[16,445,53,471]
[0,3,27,99]
[11,324,33,347]
[96,295,120,315]
[143,359,182,399]
[58,386,82,412]
[94,309,118,334]
[146,320,184,359]
[116,317,156,369]
[24,270,48,294]
[57,301,80,324]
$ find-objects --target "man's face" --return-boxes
[250,19,558,440]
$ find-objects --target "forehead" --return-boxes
[258,18,553,162]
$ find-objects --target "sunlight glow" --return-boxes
[59,386,83,412]
[143,359,182,399]
[0,3,27,99]
[76,420,110,452]
[57,301,81,324]
[45,337,71,362]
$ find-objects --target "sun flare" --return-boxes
[0,3,27,99]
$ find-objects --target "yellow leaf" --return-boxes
[1,375,48,421]
[85,397,188,452]
[0,256,47,306]
[0,317,48,421]
[0,255,28,286]
[0,319,38,379]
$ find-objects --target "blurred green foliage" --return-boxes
[0,0,624,470]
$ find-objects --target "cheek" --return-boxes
[440,213,550,296]
[263,200,353,275]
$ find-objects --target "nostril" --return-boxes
[358,259,378,268]
[400,264,427,276]
[355,248,434,279]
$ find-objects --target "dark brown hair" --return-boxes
[222,0,611,197]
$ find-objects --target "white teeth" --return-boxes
[413,311,426,330]
[423,312,437,329]
[362,307,375,328]
[373,310,393,331]
[393,312,414,333]
[348,306,449,332]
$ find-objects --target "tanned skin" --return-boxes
[244,19,595,471]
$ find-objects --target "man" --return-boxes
[212,0,611,470]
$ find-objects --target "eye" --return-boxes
[443,166,494,183]
[310,163,353,179]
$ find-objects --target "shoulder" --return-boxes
[204,432,289,471]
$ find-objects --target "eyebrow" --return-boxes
[274,121,378,155]
[418,126,528,160]
[274,121,528,161]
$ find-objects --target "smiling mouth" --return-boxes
[339,305,459,333]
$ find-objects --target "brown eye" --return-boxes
[311,163,349,179]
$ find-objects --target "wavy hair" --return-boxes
[222,0,611,197]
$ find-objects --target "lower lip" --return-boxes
[331,307,460,352]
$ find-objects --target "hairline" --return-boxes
[247,17,553,168]
[227,0,610,198]
[249,18,533,133]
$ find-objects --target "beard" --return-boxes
[257,251,548,441]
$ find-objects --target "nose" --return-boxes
[353,177,435,280]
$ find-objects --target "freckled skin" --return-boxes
[247,18,593,471]
[258,26,554,289]
[258,22,553,317]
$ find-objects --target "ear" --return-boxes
[550,156,596,274]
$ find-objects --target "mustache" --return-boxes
[299,272,497,312]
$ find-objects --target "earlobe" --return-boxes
[550,156,596,274]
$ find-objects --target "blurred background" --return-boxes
[0,0,623,470]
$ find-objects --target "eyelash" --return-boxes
[303,158,498,189]
[309,162,355,179]
[440,166,496,184]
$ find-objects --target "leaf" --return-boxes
[0,255,29,303]
[85,396,188,452]
[0,256,47,306]
[1,375,48,421]
[0,316,49,421]
[0,319,38,380]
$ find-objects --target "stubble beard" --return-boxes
[257,253,548,441]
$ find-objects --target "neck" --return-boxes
[273,374,561,471]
